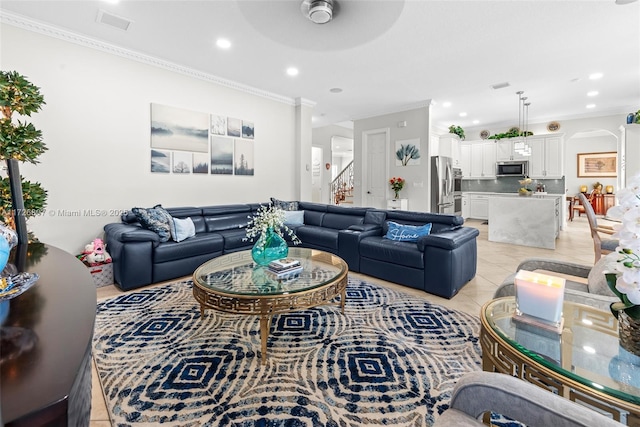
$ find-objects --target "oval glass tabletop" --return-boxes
[193,247,347,296]
[484,298,640,406]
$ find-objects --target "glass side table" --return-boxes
[481,297,640,425]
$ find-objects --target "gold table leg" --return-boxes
[260,314,272,365]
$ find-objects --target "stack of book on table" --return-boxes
[267,258,302,278]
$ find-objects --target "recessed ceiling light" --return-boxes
[459,112,467,117]
[589,73,603,80]
[286,67,299,76]
[329,88,343,93]
[586,104,596,109]
[472,120,480,125]
[216,38,231,49]
[587,91,599,97]
[442,102,452,108]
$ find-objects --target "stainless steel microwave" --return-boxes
[496,161,528,177]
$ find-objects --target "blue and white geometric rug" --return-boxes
[93,278,484,426]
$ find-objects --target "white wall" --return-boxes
[353,105,431,211]
[565,133,618,195]
[1,24,298,254]
[311,124,353,204]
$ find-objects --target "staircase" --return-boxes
[330,161,354,205]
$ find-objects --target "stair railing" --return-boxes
[330,161,354,205]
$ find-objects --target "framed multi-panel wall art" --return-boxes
[150,103,254,176]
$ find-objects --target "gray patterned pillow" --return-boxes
[132,204,173,242]
[270,197,299,211]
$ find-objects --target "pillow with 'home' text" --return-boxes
[384,221,432,242]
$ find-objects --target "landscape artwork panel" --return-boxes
[150,103,209,153]
[227,117,242,137]
[172,151,192,174]
[150,149,171,173]
[577,152,617,178]
[234,139,254,176]
[211,136,234,175]
[211,114,227,136]
[242,120,254,139]
[193,153,209,174]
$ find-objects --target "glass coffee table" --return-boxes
[481,297,640,425]
[192,248,348,364]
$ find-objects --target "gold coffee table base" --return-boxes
[193,275,347,364]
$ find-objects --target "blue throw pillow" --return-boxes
[284,210,304,225]
[132,204,172,242]
[173,217,196,242]
[270,197,299,211]
[384,221,432,242]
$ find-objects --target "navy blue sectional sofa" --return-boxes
[104,202,479,298]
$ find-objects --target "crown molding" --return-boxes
[295,97,317,108]
[0,11,296,106]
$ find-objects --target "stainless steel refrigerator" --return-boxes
[431,156,454,214]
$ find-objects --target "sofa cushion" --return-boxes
[173,217,196,242]
[131,205,172,242]
[384,221,432,242]
[321,213,364,230]
[205,212,252,232]
[270,197,299,211]
[295,226,339,250]
[154,233,224,263]
[359,237,424,269]
[217,228,253,251]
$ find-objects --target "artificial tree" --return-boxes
[0,70,48,243]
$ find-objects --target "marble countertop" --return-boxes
[463,191,563,198]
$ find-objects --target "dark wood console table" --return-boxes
[1,244,96,426]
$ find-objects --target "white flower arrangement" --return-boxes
[605,172,640,317]
[245,204,301,248]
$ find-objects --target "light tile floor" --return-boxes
[90,216,601,426]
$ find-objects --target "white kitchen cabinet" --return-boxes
[461,193,470,219]
[495,138,530,161]
[467,141,496,179]
[438,134,461,167]
[460,143,471,178]
[469,194,489,220]
[529,135,564,179]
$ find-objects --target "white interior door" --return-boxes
[363,128,389,208]
[311,146,322,203]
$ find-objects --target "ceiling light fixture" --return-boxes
[515,91,532,156]
[286,67,299,76]
[586,104,596,109]
[216,38,231,49]
[587,90,599,97]
[301,0,334,24]
[459,112,467,117]
[442,102,452,108]
[589,72,603,80]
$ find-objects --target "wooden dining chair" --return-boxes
[578,192,618,264]
[572,190,594,219]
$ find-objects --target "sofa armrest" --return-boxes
[436,371,622,427]
[347,224,383,234]
[417,227,479,251]
[104,223,160,244]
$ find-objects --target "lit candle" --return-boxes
[514,270,566,324]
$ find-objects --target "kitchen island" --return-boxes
[488,195,560,249]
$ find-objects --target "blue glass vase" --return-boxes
[251,227,288,266]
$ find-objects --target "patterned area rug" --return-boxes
[93,278,483,426]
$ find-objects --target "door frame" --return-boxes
[362,127,390,207]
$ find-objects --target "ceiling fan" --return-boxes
[301,0,339,24]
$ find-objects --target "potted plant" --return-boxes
[0,71,48,243]
[448,125,465,140]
